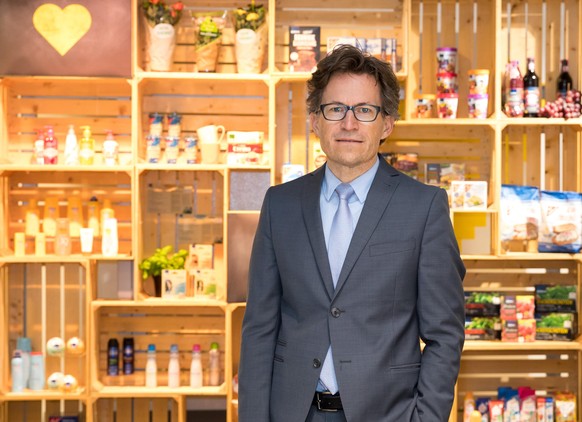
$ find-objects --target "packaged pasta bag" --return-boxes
[538,190,582,253]
[193,11,227,72]
[500,184,541,242]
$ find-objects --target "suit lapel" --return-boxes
[334,158,401,296]
[301,166,335,299]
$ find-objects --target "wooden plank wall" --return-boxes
[408,0,496,118]
[2,78,132,166]
[5,400,86,422]
[274,0,405,71]
[8,263,88,388]
[139,78,269,163]
[6,171,133,256]
[95,306,226,389]
[95,397,180,422]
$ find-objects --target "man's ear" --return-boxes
[382,116,395,140]
[309,112,320,138]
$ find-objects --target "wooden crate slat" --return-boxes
[8,97,132,117]
[142,96,268,116]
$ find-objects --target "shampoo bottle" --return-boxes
[11,350,24,392]
[42,197,60,237]
[43,125,58,164]
[67,197,84,238]
[87,196,101,237]
[145,344,158,388]
[100,199,115,231]
[79,126,95,165]
[101,218,118,257]
[168,344,180,388]
[25,199,40,237]
[64,125,79,165]
[33,130,44,164]
[189,344,203,388]
[103,130,119,166]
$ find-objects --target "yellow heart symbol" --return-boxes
[33,4,92,56]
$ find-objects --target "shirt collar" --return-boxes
[323,156,379,203]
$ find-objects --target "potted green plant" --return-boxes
[139,245,187,297]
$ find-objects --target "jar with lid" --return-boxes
[54,218,71,256]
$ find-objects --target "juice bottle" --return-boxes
[504,61,524,117]
[79,126,95,165]
[43,125,58,164]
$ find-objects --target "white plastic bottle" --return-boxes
[103,130,119,166]
[208,342,220,386]
[101,218,118,257]
[16,337,31,388]
[189,344,203,388]
[168,344,180,388]
[87,196,100,237]
[28,351,45,390]
[11,350,24,392]
[24,199,40,237]
[145,344,157,388]
[64,124,79,165]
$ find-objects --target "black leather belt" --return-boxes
[313,392,343,412]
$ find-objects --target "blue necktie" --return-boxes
[319,183,355,394]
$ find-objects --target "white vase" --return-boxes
[235,25,267,74]
[146,23,176,72]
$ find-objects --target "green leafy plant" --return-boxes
[141,0,184,27]
[233,1,266,31]
[139,245,188,280]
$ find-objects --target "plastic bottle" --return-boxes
[122,337,134,375]
[79,126,95,165]
[42,197,60,237]
[25,199,40,237]
[145,344,158,388]
[28,351,45,390]
[189,344,203,388]
[504,60,524,117]
[54,218,71,256]
[100,199,115,231]
[167,344,181,388]
[11,350,24,392]
[463,392,476,422]
[87,196,101,237]
[64,124,79,165]
[103,130,119,166]
[33,130,44,164]
[208,342,220,386]
[107,338,119,376]
[523,57,540,117]
[469,410,482,422]
[67,197,84,237]
[557,58,573,97]
[16,337,31,388]
[43,125,58,164]
[101,217,118,257]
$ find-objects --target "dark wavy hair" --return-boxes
[306,44,400,120]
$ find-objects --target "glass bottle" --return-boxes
[557,59,573,97]
[504,61,524,117]
[523,58,540,117]
[208,342,220,386]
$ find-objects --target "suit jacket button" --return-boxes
[313,359,321,368]
[331,307,341,318]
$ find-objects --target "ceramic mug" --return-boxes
[197,124,226,144]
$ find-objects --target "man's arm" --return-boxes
[238,189,282,422]
[415,188,466,421]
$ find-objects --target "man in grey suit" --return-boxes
[239,45,465,421]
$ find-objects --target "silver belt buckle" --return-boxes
[316,393,338,412]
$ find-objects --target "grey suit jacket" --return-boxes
[239,156,466,421]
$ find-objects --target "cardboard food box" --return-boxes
[227,131,264,166]
[288,26,320,72]
[465,316,501,340]
[500,295,517,320]
[535,313,577,341]
[535,284,577,313]
[464,291,501,317]
[518,318,536,342]
[451,181,488,209]
[516,295,535,319]
[502,319,518,342]
[161,269,187,298]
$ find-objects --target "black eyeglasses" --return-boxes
[318,103,382,122]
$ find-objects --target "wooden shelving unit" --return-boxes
[1,0,581,421]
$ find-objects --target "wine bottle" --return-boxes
[523,58,540,117]
[557,59,573,98]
